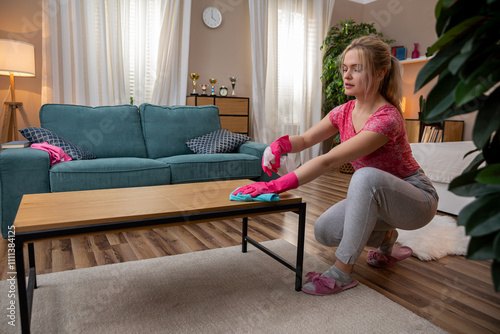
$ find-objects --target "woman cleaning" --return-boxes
[232,35,438,296]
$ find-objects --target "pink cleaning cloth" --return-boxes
[31,142,72,166]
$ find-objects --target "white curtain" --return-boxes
[249,0,335,165]
[151,0,192,105]
[42,0,191,106]
[249,0,269,145]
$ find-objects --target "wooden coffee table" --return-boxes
[13,179,306,333]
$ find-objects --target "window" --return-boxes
[277,9,305,132]
[124,0,163,104]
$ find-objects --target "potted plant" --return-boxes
[320,19,393,172]
[415,0,500,290]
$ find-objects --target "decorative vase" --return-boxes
[412,43,420,59]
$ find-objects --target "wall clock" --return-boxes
[203,7,222,29]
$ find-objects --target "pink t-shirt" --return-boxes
[329,100,419,178]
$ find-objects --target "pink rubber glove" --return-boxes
[262,135,292,176]
[232,172,299,197]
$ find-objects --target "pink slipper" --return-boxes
[301,272,359,296]
[367,246,413,268]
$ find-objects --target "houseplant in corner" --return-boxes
[320,18,393,171]
[415,0,500,291]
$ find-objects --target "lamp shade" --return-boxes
[0,39,35,77]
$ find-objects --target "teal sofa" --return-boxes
[0,103,271,238]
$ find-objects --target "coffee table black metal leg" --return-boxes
[28,243,37,289]
[240,203,306,291]
[242,217,248,253]
[294,204,306,291]
[15,240,31,334]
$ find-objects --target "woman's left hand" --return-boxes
[232,172,299,197]
[232,182,274,197]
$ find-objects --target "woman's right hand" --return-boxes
[262,135,292,176]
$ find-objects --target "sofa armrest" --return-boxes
[236,141,268,158]
[0,148,51,238]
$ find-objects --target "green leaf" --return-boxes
[460,34,475,53]
[450,169,479,196]
[424,92,455,121]
[466,233,496,260]
[477,164,500,184]
[414,40,462,92]
[435,1,447,35]
[463,148,480,159]
[483,131,500,165]
[457,43,500,82]
[428,16,485,56]
[435,0,442,18]
[494,229,500,260]
[463,151,485,173]
[454,62,500,106]
[449,169,500,197]
[421,95,485,124]
[473,88,500,149]
[457,193,500,236]
[492,260,500,292]
[441,0,458,10]
[448,51,473,75]
[422,71,457,121]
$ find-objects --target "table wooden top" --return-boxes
[14,180,302,233]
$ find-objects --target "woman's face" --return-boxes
[342,49,366,97]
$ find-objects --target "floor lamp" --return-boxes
[0,39,35,144]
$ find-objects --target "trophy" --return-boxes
[190,73,200,95]
[229,76,238,96]
[201,84,207,95]
[209,78,217,96]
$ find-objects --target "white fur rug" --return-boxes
[396,215,470,261]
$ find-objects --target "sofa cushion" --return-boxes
[40,104,147,158]
[158,153,261,184]
[186,129,251,154]
[49,157,170,192]
[19,127,97,160]
[140,104,221,159]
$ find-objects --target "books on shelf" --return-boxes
[420,126,443,143]
[1,141,31,149]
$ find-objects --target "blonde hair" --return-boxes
[340,36,403,115]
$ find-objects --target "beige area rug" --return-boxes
[397,215,470,261]
[0,239,445,334]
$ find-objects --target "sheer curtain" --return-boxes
[249,0,334,165]
[249,0,269,145]
[41,0,191,106]
[151,0,192,105]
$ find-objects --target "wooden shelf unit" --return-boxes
[399,56,433,65]
[186,95,249,135]
[405,119,464,143]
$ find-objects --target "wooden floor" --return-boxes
[1,170,499,333]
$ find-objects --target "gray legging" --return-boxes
[314,167,439,265]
